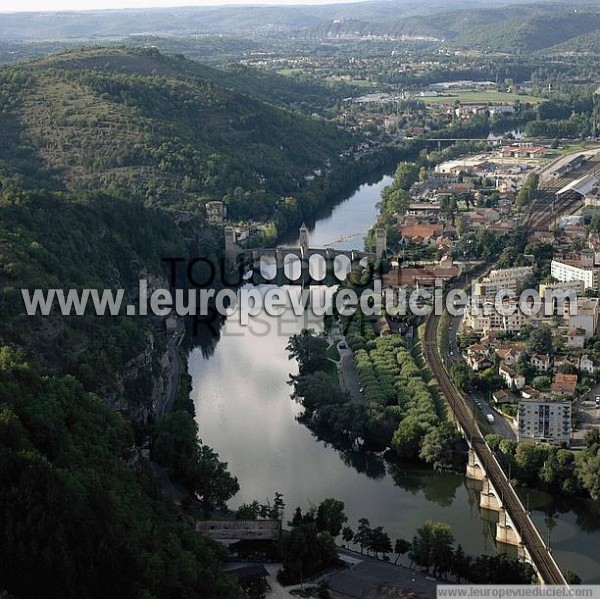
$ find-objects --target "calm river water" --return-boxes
[189,175,600,581]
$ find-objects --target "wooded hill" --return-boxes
[0,47,357,224]
[308,4,600,55]
[0,46,363,597]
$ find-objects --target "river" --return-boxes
[189,175,600,581]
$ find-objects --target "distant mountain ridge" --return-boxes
[0,0,568,42]
[2,2,600,58]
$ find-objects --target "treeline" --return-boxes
[486,429,600,501]
[287,325,461,467]
[237,493,540,586]
[0,348,243,598]
[344,519,535,583]
[516,172,540,208]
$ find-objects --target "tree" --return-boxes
[527,326,553,355]
[394,538,411,564]
[409,521,455,577]
[470,553,534,583]
[419,423,460,469]
[367,526,392,559]
[516,172,539,208]
[576,446,600,500]
[451,544,472,583]
[286,329,328,375]
[153,412,239,516]
[195,445,241,516]
[236,501,261,520]
[271,492,286,520]
[316,498,347,538]
[558,363,577,375]
[353,518,372,554]
[564,570,582,584]
[456,215,468,238]
[341,526,354,548]
[289,507,304,528]
[429,522,455,578]
[279,507,339,585]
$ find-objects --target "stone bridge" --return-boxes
[225,224,387,284]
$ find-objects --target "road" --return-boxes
[160,319,186,417]
[445,312,517,440]
[423,291,566,585]
[337,341,364,403]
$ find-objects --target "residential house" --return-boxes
[579,355,598,375]
[520,386,541,400]
[551,373,578,396]
[492,390,519,405]
[530,353,552,373]
[466,344,493,371]
[499,364,526,390]
[495,346,522,368]
[566,327,586,349]
[400,222,444,245]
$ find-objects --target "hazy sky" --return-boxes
[0,0,359,11]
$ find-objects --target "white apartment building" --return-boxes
[475,266,534,298]
[518,399,572,445]
[551,259,600,290]
[463,299,544,335]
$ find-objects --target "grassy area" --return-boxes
[420,90,541,105]
[546,143,600,157]
[323,358,338,383]
[326,343,340,362]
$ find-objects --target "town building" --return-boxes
[551,373,578,396]
[551,258,600,290]
[474,266,534,299]
[499,364,526,390]
[205,201,227,224]
[517,399,572,445]
[568,297,600,339]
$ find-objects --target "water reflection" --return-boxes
[188,172,600,579]
[189,284,494,557]
[387,458,463,508]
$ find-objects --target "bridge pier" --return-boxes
[479,477,502,511]
[496,507,523,546]
[466,448,485,481]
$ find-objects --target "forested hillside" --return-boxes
[0,47,356,226]
[0,348,243,598]
[0,45,361,597]
[453,11,600,53]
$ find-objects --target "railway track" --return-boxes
[424,294,567,585]
[420,149,598,583]
[526,153,600,230]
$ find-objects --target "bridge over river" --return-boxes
[424,281,568,585]
[225,224,386,284]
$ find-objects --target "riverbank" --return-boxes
[189,174,499,559]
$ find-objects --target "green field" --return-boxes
[420,89,541,105]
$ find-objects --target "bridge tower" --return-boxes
[224,226,242,265]
[299,223,310,258]
[375,227,387,259]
